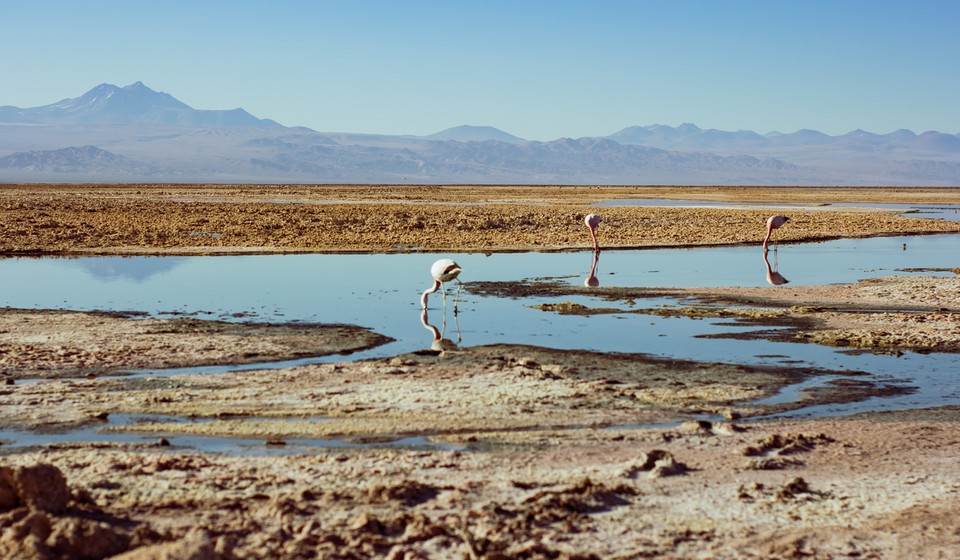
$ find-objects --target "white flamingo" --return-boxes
[584,213,601,252]
[420,258,463,311]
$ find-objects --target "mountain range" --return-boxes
[1,82,959,185]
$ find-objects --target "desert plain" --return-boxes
[1,184,959,559]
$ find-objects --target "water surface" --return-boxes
[594,199,960,221]
[2,235,958,428]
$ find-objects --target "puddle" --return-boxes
[0,414,463,455]
[1,235,958,449]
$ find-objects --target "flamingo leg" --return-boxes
[453,279,462,315]
[453,302,462,344]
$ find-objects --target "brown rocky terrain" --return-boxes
[2,184,958,254]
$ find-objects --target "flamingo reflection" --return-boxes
[420,308,460,351]
[762,250,789,286]
[584,250,600,287]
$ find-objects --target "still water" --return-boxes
[0,414,460,456]
[594,199,960,222]
[2,234,959,426]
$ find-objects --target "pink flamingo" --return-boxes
[584,213,601,252]
[763,215,790,251]
[420,258,463,311]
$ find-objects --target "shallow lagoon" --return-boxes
[2,234,958,424]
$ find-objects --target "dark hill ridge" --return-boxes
[608,123,960,154]
[0,145,156,175]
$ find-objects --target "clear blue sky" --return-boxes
[3,0,958,140]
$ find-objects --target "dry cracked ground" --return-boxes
[1,184,959,559]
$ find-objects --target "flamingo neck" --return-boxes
[420,280,441,308]
[588,227,599,251]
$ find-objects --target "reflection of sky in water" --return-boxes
[0,414,458,454]
[595,199,960,222]
[2,234,958,418]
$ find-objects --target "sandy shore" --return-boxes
[1,184,959,559]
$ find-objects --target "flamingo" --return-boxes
[763,215,790,251]
[420,258,463,311]
[584,213,601,252]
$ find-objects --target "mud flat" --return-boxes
[0,309,392,381]
[480,273,960,355]
[1,184,959,558]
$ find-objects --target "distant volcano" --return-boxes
[0,82,279,127]
[425,125,527,143]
